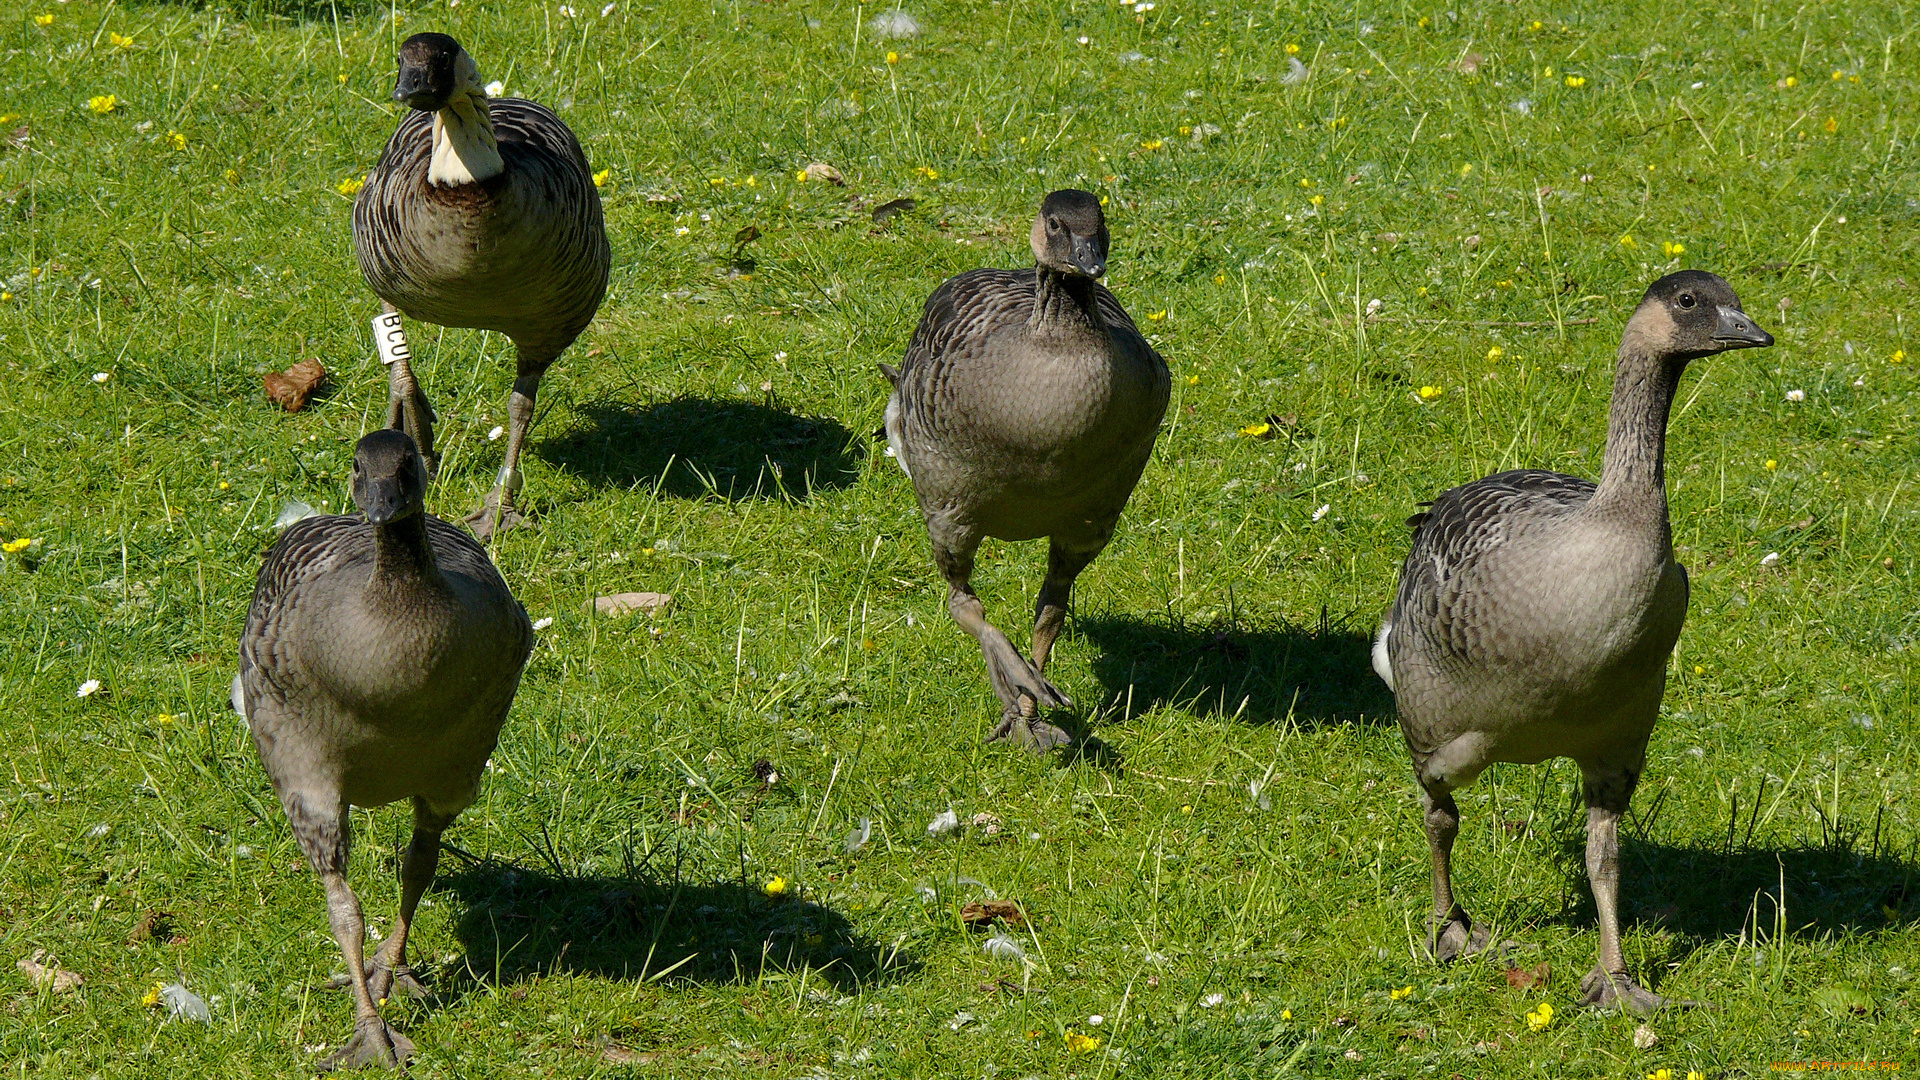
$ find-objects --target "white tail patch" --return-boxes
[1371,618,1395,692]
[229,673,249,723]
[883,392,911,478]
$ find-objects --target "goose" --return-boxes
[1372,271,1771,1012]
[882,189,1171,749]
[236,428,533,1069]
[353,32,609,541]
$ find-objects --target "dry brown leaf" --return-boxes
[804,162,845,185]
[128,910,175,945]
[18,950,83,993]
[1502,961,1550,990]
[262,359,327,412]
[1456,52,1484,75]
[590,592,673,616]
[960,899,1028,928]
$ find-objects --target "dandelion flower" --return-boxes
[1280,1009,1292,1019]
[1418,385,1444,400]
[218,481,231,491]
[762,875,790,897]
[88,94,118,115]
[1662,241,1686,258]
[795,169,809,182]
[1648,1071,1673,1080]
[1140,138,1164,150]
[1832,70,1844,80]
[1524,1001,1554,1031]
[914,165,939,180]
[1688,1073,1706,1080]
[1891,349,1905,363]
[1765,459,1777,470]
[0,292,11,302]
[592,167,612,188]
[1147,310,1167,321]
[1528,19,1543,30]
[109,31,134,47]
[1065,1032,1101,1053]
[1564,75,1585,87]
[1178,125,1192,135]
[35,13,54,25]
[885,51,900,64]
[1486,346,1504,361]
[1308,193,1324,206]
[166,130,186,150]
[335,175,365,196]
[1784,75,1798,88]
[1298,177,1315,187]
[1693,665,1705,675]
[1823,117,1838,133]
[141,983,165,1008]
[78,679,102,698]
[1239,422,1270,437]
[1284,42,1300,55]
[1620,233,1638,249]
[1212,273,1227,285]
[1,538,34,554]
[1390,985,1414,1001]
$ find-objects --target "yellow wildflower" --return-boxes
[743,175,756,187]
[1298,178,1315,188]
[1662,241,1686,258]
[1140,138,1164,150]
[218,481,231,491]
[1823,117,1838,133]
[1185,374,1199,385]
[762,875,790,897]
[1280,1009,1292,1020]
[88,94,118,115]
[1284,42,1300,55]
[1524,1001,1554,1031]
[885,51,899,65]
[708,177,725,186]
[1620,233,1638,249]
[156,712,177,725]
[223,167,241,184]
[1390,985,1414,1001]
[1891,349,1905,363]
[1418,385,1444,401]
[1180,804,1192,814]
[1694,665,1704,675]
[338,73,348,83]
[336,175,365,196]
[1529,20,1543,30]
[1849,74,1861,83]
[1784,75,1798,88]
[1178,125,1192,135]
[592,167,612,188]
[1764,459,1778,470]
[1496,279,1513,288]
[1565,75,1586,88]
[1239,422,1270,438]
[914,165,939,180]
[1486,346,1504,361]
[1832,70,1844,80]
[1065,1032,1101,1053]
[1,538,34,554]
[109,31,134,48]
[141,983,165,1008]
[1459,162,1474,178]
[1308,194,1324,206]
[1417,15,1429,27]
[795,169,809,182]
[34,13,54,26]
[1688,1074,1706,1080]
[166,130,186,150]
[1213,273,1227,285]
[1147,310,1167,321]
[1648,1071,1673,1080]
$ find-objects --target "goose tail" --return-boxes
[1370,614,1396,693]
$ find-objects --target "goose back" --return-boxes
[353,98,609,365]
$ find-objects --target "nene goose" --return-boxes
[236,429,533,1069]
[882,189,1171,749]
[354,32,609,541]
[1372,271,1772,1012]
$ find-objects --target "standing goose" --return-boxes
[883,189,1171,749]
[1373,271,1771,1012]
[237,429,533,1069]
[354,32,609,541]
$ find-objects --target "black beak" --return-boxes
[360,477,408,525]
[1069,234,1106,279]
[1712,305,1773,349]
[391,64,446,111]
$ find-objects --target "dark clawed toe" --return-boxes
[1576,967,1672,1014]
[365,963,433,1005]
[317,1022,415,1072]
[1016,717,1074,752]
[464,496,527,542]
[1427,917,1492,963]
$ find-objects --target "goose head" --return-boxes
[1624,270,1773,365]
[392,33,487,114]
[351,429,430,526]
[1030,189,1110,279]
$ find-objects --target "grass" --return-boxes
[1,0,1917,1073]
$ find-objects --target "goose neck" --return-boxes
[1029,268,1101,336]
[428,91,504,186]
[1589,345,1682,526]
[369,513,445,595]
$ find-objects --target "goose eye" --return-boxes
[1678,294,1695,309]
[1048,218,1061,232]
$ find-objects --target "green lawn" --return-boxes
[1,0,1916,1074]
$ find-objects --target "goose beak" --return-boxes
[1069,235,1106,279]
[392,66,448,111]
[1712,305,1773,349]
[359,477,409,525]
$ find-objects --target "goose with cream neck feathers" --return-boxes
[353,33,609,541]
[237,429,533,1068]
[883,189,1171,749]
[1373,270,1772,1012]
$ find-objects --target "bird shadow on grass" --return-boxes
[1074,607,1394,729]
[536,396,864,503]
[428,848,917,995]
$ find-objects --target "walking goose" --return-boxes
[353,32,609,541]
[236,429,533,1069]
[882,189,1171,749]
[1372,271,1771,1012]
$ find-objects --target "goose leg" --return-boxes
[1030,539,1101,676]
[1576,764,1668,1013]
[365,799,452,1004]
[286,794,413,1071]
[1421,784,1492,962]
[467,372,541,542]
[380,303,438,473]
[932,536,1072,750]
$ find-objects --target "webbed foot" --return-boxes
[464,491,527,542]
[986,696,1074,751]
[317,1019,415,1072]
[1577,966,1674,1014]
[1427,913,1493,963]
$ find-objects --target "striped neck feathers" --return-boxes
[1030,267,1102,336]
[429,89,503,187]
